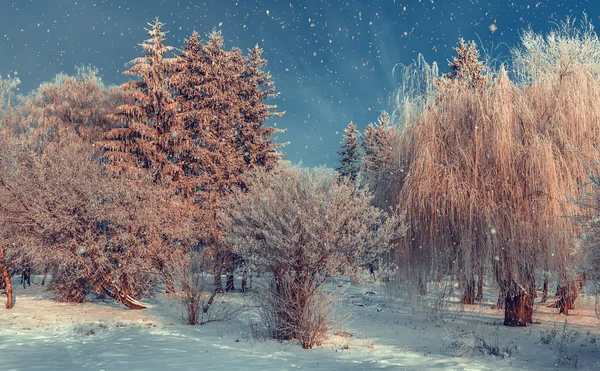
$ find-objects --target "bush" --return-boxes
[51,263,91,303]
[443,326,516,359]
[220,165,404,348]
[555,320,580,368]
[0,131,193,309]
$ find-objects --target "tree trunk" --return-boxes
[541,276,549,303]
[41,267,47,286]
[225,274,235,292]
[418,275,427,296]
[493,288,504,309]
[476,271,484,303]
[202,289,217,314]
[504,281,528,326]
[84,268,146,310]
[524,281,535,324]
[95,280,146,310]
[241,270,248,293]
[556,282,581,315]
[0,246,13,310]
[165,279,176,294]
[213,274,223,293]
[1,264,13,309]
[461,276,475,305]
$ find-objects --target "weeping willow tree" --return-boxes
[391,54,439,129]
[392,17,600,326]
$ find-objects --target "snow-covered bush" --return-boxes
[220,165,404,348]
[0,131,192,309]
[51,263,91,303]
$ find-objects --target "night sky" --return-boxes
[0,0,597,167]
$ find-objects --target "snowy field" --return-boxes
[1,276,599,371]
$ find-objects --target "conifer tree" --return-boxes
[336,122,360,182]
[362,112,394,171]
[100,19,190,293]
[362,112,395,181]
[102,18,181,183]
[236,45,284,171]
[361,111,397,213]
[438,39,487,90]
[102,22,283,296]
[171,30,283,293]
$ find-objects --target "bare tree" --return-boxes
[220,165,404,348]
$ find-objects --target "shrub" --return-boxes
[51,263,91,303]
[220,165,404,348]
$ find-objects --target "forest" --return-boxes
[1,15,600,369]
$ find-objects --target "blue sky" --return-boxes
[0,0,596,167]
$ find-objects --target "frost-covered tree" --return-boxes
[361,111,397,211]
[0,76,21,309]
[101,18,180,183]
[336,122,360,182]
[392,18,600,326]
[0,74,20,128]
[0,131,195,309]
[171,30,283,294]
[220,165,404,348]
[437,38,487,90]
[12,66,124,144]
[100,20,201,293]
[0,132,17,309]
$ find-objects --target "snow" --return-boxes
[1,276,600,370]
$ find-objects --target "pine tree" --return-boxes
[171,30,245,201]
[101,18,181,183]
[362,111,395,174]
[361,111,397,212]
[100,19,192,294]
[236,45,284,172]
[438,39,487,90]
[336,122,360,182]
[171,30,283,294]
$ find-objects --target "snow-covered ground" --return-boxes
[1,276,599,371]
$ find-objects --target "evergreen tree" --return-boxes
[101,22,283,296]
[101,18,181,183]
[361,111,397,211]
[171,30,283,293]
[362,111,395,174]
[100,19,192,293]
[438,38,487,90]
[236,44,284,172]
[336,122,360,182]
